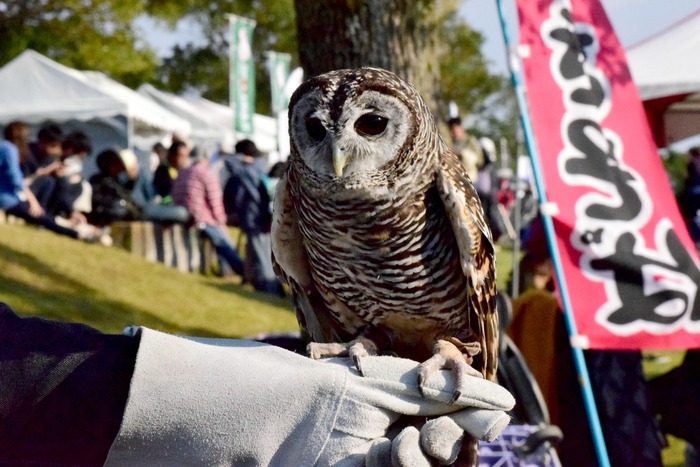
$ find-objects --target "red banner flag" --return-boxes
[517,0,700,349]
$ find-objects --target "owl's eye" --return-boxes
[306,117,327,142]
[355,114,388,137]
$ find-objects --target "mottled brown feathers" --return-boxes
[273,67,498,378]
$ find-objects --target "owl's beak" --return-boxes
[332,142,348,177]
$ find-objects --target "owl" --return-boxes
[272,67,498,401]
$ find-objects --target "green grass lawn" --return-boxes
[0,223,298,337]
[0,223,517,337]
[643,351,687,467]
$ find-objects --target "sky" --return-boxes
[137,1,700,149]
[459,0,700,75]
[139,0,700,77]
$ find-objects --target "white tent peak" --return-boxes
[627,8,700,100]
[0,49,190,137]
[137,83,278,153]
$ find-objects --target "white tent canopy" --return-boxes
[137,84,280,157]
[0,50,191,152]
[627,10,700,101]
[137,84,228,148]
[627,10,700,146]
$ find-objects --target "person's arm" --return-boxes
[3,144,43,217]
[22,187,44,217]
[105,328,515,466]
[23,160,63,187]
[0,303,514,466]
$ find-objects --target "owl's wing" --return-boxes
[436,149,499,381]
[271,173,336,343]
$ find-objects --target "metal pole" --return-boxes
[494,1,611,466]
[511,177,522,298]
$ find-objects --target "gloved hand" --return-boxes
[354,356,514,466]
[105,328,514,466]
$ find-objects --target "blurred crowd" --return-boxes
[0,120,284,296]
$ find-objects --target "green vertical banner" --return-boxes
[267,52,291,115]
[229,14,256,136]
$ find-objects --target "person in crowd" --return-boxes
[0,302,512,466]
[677,147,700,247]
[171,147,245,279]
[149,141,167,174]
[222,139,283,295]
[509,288,664,466]
[23,123,64,210]
[505,216,554,296]
[48,130,93,220]
[474,137,503,243]
[647,349,700,463]
[23,123,63,176]
[447,116,482,182]
[88,147,190,226]
[152,141,188,203]
[0,121,102,242]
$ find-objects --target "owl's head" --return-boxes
[288,67,436,180]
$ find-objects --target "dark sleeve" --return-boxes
[0,303,139,466]
[152,164,173,198]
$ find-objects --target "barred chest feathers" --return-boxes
[291,172,471,342]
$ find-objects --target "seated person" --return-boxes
[24,123,64,210]
[0,121,102,242]
[47,131,94,220]
[172,147,245,278]
[152,141,188,203]
[509,288,663,466]
[88,147,190,226]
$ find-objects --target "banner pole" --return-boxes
[494,1,611,466]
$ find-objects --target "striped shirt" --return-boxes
[172,161,225,226]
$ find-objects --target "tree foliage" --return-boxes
[149,0,298,113]
[0,0,516,146]
[0,0,158,88]
[439,13,500,121]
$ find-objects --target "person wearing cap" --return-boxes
[222,139,283,295]
[171,145,245,278]
[447,116,482,182]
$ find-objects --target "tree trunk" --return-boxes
[293,0,445,120]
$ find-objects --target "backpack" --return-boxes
[223,163,272,233]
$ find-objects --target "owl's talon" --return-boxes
[449,360,481,403]
[307,342,348,360]
[417,352,447,396]
[353,355,364,376]
[348,337,378,374]
[306,337,379,375]
[418,339,482,401]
